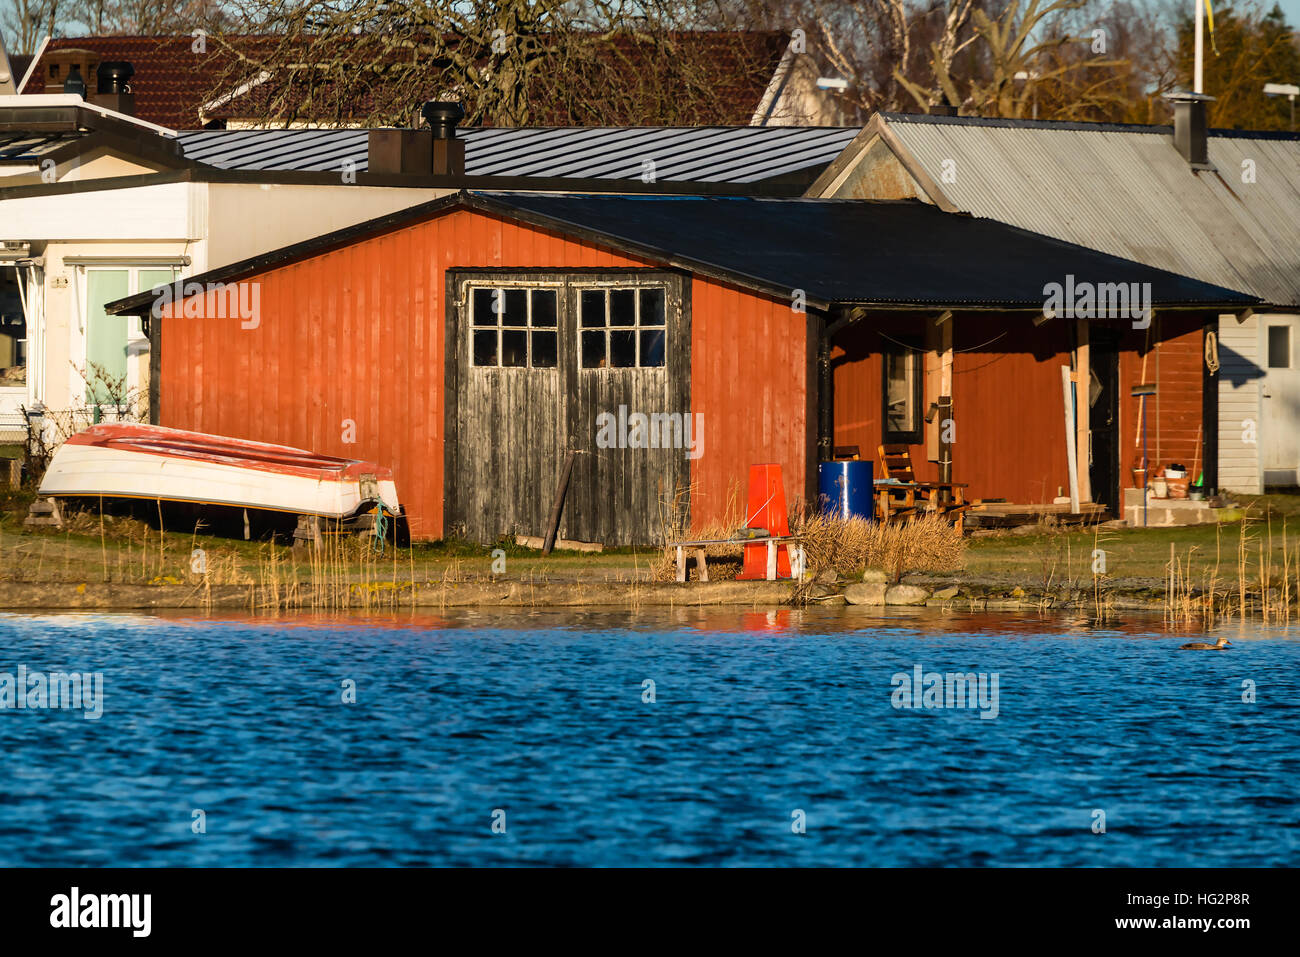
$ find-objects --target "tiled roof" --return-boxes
[23,31,788,130]
[21,35,237,129]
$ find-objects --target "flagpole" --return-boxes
[1194,0,1204,93]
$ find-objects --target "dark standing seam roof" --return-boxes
[175,126,862,182]
[104,191,1258,316]
[0,131,86,162]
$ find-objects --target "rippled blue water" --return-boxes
[0,607,1296,866]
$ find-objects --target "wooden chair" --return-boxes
[879,444,917,483]
[875,444,919,522]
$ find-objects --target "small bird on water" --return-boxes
[1179,636,1232,650]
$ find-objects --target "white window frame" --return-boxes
[464,281,564,370]
[576,282,668,371]
[1267,324,1291,370]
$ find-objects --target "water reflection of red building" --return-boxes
[147,604,1220,641]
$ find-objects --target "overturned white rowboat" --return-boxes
[38,423,400,519]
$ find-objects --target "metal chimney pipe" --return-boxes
[1167,92,1215,169]
[420,101,464,139]
[63,64,87,98]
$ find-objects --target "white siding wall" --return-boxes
[1218,312,1261,493]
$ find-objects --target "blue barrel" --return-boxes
[818,461,874,521]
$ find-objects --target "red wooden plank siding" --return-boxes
[687,279,808,529]
[1117,317,1205,482]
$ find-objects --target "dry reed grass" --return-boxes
[650,482,966,586]
[795,510,965,584]
[1164,507,1297,627]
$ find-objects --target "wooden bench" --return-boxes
[667,536,800,582]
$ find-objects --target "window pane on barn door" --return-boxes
[473,330,497,366]
[532,331,557,368]
[582,330,606,368]
[472,288,497,324]
[610,289,636,326]
[639,287,665,325]
[501,330,527,367]
[581,290,605,326]
[502,289,528,325]
[640,329,665,367]
[531,289,557,326]
[610,330,636,367]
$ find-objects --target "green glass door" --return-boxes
[86,270,130,404]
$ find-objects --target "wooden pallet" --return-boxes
[964,502,1107,529]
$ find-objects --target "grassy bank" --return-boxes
[961,494,1300,581]
[0,486,654,599]
[3,486,1299,616]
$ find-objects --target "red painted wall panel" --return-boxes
[687,280,808,529]
[1117,317,1206,481]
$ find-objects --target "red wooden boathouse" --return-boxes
[107,191,1254,543]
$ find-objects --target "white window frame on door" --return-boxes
[72,264,180,406]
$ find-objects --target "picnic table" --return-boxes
[874,479,970,528]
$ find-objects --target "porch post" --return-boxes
[1075,320,1091,502]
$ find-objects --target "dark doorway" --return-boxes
[1088,328,1121,513]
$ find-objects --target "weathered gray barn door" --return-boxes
[445,270,689,546]
[563,275,690,546]
[445,276,566,543]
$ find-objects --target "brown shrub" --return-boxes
[650,480,745,581]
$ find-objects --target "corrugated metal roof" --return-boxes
[879,113,1300,308]
[176,126,861,183]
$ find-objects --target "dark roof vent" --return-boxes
[1166,91,1215,170]
[96,61,134,94]
[421,101,464,139]
[62,64,86,98]
[929,94,958,117]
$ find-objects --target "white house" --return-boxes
[0,96,446,443]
